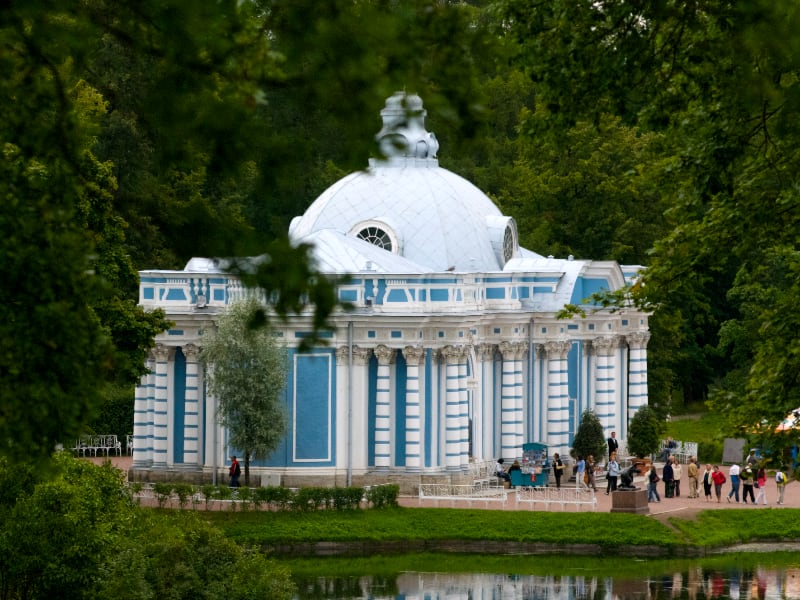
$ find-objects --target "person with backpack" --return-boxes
[776,467,787,504]
[229,455,242,487]
[647,465,661,503]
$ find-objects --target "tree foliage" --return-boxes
[570,410,607,463]
[627,407,662,459]
[200,299,289,485]
[0,0,491,464]
[0,453,294,600]
[497,0,800,432]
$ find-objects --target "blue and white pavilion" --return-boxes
[133,93,650,488]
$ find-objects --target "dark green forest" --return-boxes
[3,0,800,468]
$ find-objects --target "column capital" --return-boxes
[182,343,200,361]
[402,345,425,365]
[543,340,571,358]
[440,344,468,362]
[374,344,396,365]
[626,331,651,349]
[592,336,618,355]
[336,345,373,365]
[499,341,527,360]
[154,344,170,361]
[477,343,498,361]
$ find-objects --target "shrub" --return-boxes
[332,486,364,510]
[152,482,174,508]
[172,483,194,509]
[628,406,662,458]
[570,410,607,462]
[201,484,217,510]
[236,486,252,511]
[294,487,328,511]
[365,484,399,508]
[266,486,294,511]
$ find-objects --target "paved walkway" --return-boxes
[92,456,797,519]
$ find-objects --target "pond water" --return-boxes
[287,553,800,599]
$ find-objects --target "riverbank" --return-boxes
[93,456,800,558]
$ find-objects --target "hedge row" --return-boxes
[138,482,399,511]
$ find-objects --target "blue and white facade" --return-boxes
[133,93,650,487]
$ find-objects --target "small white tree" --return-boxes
[200,298,288,486]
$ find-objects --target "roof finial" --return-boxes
[376,92,439,159]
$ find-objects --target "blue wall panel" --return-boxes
[173,348,186,463]
[394,352,408,466]
[293,353,334,463]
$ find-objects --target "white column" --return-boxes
[182,343,200,466]
[441,345,468,471]
[593,336,618,434]
[335,345,373,475]
[457,346,471,469]
[152,344,170,468]
[626,332,651,421]
[477,343,497,461]
[402,345,425,472]
[499,342,525,459]
[545,340,571,456]
[133,351,155,467]
[373,345,395,470]
[515,343,528,447]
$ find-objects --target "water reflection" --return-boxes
[293,564,800,599]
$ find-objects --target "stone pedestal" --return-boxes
[610,488,650,514]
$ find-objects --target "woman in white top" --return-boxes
[672,457,683,497]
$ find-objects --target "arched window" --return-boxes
[356,226,393,252]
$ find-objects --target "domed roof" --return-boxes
[289,93,517,272]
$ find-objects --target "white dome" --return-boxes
[289,93,516,272]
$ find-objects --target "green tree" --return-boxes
[0,453,134,599]
[570,410,606,463]
[627,406,662,460]
[497,0,800,425]
[200,299,289,486]
[95,512,295,600]
[0,0,490,464]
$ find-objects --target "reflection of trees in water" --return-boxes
[291,565,799,599]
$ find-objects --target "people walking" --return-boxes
[228,455,241,488]
[776,467,787,504]
[606,452,620,494]
[754,466,768,506]
[552,453,564,488]
[687,457,699,498]
[575,455,586,489]
[586,454,598,492]
[672,457,683,497]
[741,464,756,504]
[727,463,741,503]
[607,431,619,458]
[648,465,661,503]
[702,463,714,501]
[663,457,675,498]
[711,465,726,502]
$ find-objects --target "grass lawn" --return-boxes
[195,506,800,556]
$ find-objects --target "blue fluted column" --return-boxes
[373,344,396,470]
